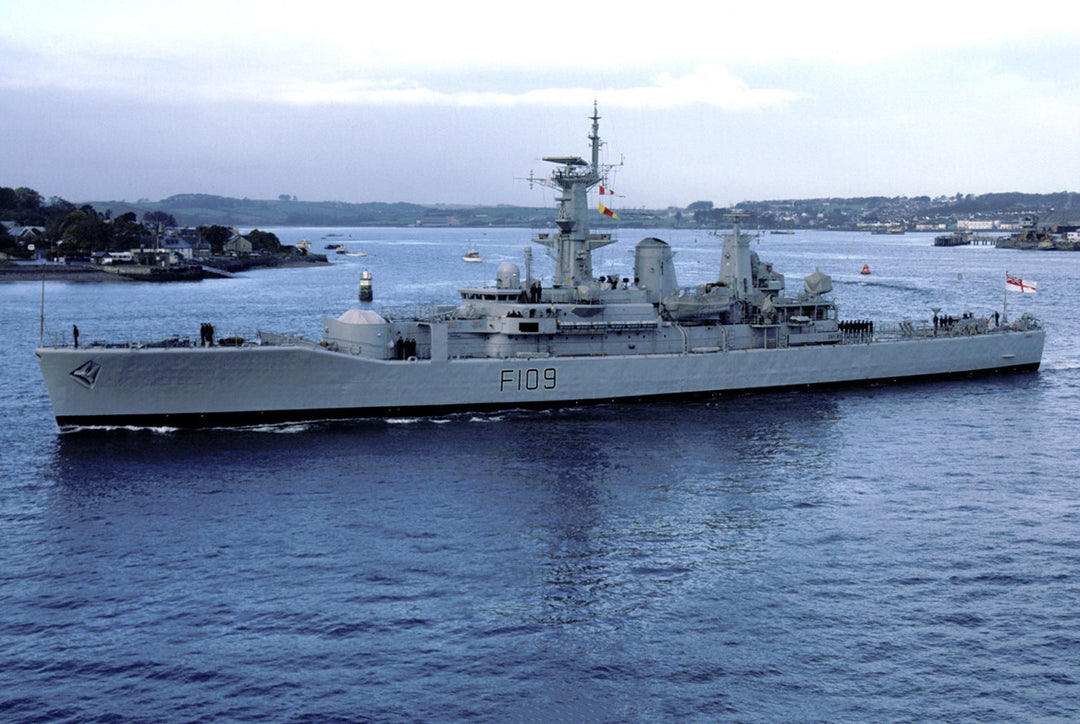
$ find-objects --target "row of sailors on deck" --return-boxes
[394,335,417,360]
[839,320,873,337]
[934,311,999,330]
[600,275,632,290]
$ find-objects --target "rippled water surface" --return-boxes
[2,229,1078,722]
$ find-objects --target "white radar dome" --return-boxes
[496,262,521,289]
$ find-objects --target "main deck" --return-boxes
[37,323,1044,428]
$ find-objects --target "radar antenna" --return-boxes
[530,102,620,291]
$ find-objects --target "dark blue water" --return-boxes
[3,229,1079,723]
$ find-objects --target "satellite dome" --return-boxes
[496,262,521,289]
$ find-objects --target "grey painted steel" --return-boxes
[36,106,1045,428]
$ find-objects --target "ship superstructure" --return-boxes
[36,107,1044,428]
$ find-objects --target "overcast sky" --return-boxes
[4,1,1080,209]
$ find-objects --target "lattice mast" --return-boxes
[531,103,616,290]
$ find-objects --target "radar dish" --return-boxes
[542,156,588,166]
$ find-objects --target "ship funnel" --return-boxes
[634,237,678,303]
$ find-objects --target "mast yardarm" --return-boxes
[532,102,616,292]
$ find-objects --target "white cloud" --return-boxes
[7,0,1080,205]
[6,0,1079,111]
[270,66,799,110]
[8,0,1080,72]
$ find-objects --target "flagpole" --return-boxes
[1003,270,1008,324]
[40,255,46,345]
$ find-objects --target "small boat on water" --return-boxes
[462,249,482,262]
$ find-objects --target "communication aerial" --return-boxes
[529,102,622,289]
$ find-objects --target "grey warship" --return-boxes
[36,107,1045,429]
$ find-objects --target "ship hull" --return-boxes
[37,329,1045,428]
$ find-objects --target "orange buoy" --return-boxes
[860,264,871,275]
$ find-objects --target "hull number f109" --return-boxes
[500,367,556,392]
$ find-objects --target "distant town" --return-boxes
[6,186,1080,271]
[73,190,1080,233]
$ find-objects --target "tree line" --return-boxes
[1,186,279,259]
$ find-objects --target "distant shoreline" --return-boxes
[0,255,330,283]
[0,265,124,283]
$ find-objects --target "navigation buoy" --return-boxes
[861,264,871,275]
[359,269,373,302]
